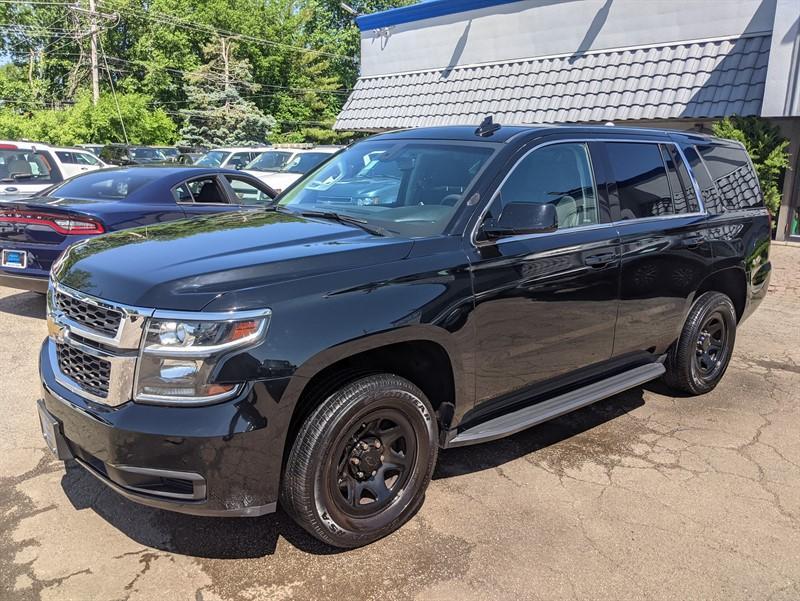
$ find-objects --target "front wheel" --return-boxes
[664,291,738,395]
[281,374,438,548]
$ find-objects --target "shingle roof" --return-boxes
[335,35,771,131]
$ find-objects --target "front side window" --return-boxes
[74,151,100,166]
[130,147,166,161]
[246,151,293,172]
[279,140,495,237]
[195,151,229,167]
[606,142,673,219]
[280,152,334,174]
[492,142,599,230]
[224,175,272,205]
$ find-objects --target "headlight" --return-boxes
[134,309,271,405]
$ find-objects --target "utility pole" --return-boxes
[88,0,99,104]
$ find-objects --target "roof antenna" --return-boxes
[475,116,501,137]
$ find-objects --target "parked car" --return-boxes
[52,147,109,179]
[38,124,771,549]
[0,166,275,292]
[99,144,169,166]
[76,144,105,157]
[195,146,273,170]
[0,141,67,197]
[244,147,340,193]
[152,146,181,163]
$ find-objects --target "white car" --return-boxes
[194,147,273,170]
[0,141,106,197]
[244,147,340,193]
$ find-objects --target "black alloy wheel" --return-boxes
[281,373,438,548]
[664,291,737,395]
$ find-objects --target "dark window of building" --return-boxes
[606,142,673,219]
[696,144,763,211]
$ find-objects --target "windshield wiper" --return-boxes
[298,210,387,237]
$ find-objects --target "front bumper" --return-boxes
[39,340,289,517]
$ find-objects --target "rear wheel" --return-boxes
[281,373,438,548]
[664,291,737,395]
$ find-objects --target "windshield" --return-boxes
[195,150,229,167]
[246,150,293,172]
[130,147,166,160]
[280,152,334,174]
[157,147,180,158]
[278,140,495,237]
[0,149,58,184]
[47,170,153,199]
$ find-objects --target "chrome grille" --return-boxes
[56,342,111,398]
[56,290,123,338]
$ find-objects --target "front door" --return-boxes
[468,140,620,418]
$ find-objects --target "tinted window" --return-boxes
[606,142,673,219]
[56,151,74,163]
[48,170,152,199]
[665,145,700,213]
[494,143,598,229]
[0,149,57,184]
[696,144,762,210]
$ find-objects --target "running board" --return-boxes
[447,363,665,448]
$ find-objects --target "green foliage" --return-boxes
[0,93,177,145]
[0,0,414,143]
[711,116,790,216]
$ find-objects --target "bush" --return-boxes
[711,116,790,217]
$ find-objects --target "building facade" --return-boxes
[335,0,800,241]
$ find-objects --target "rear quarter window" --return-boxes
[695,144,763,212]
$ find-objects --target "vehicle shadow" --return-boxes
[59,386,646,559]
[0,290,46,319]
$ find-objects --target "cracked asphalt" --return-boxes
[1,245,799,601]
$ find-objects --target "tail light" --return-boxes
[0,210,105,235]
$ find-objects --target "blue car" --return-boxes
[0,166,276,293]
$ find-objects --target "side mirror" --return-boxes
[482,202,558,239]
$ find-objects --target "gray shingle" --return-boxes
[335,34,771,130]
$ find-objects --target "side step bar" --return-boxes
[447,363,665,448]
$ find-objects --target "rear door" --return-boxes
[600,140,713,360]
[468,139,620,417]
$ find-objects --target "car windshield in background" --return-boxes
[280,152,334,174]
[195,151,229,167]
[130,147,166,161]
[48,170,153,200]
[278,141,494,237]
[0,149,56,183]
[246,150,293,172]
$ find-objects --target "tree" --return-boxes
[179,36,276,146]
[711,116,790,217]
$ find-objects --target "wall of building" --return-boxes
[360,0,776,78]
[762,0,800,117]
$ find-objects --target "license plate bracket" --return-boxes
[1,249,27,269]
[36,400,73,460]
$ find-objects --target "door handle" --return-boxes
[681,235,706,249]
[584,252,618,267]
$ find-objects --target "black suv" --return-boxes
[38,124,771,548]
[99,144,169,166]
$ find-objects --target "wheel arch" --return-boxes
[694,266,747,321]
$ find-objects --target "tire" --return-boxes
[281,373,438,548]
[663,291,737,395]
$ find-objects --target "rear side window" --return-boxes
[696,144,762,211]
[0,149,58,184]
[660,145,700,214]
[56,151,75,164]
[606,142,673,219]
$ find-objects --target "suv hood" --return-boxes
[53,210,414,310]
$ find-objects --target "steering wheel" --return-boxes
[440,193,462,206]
